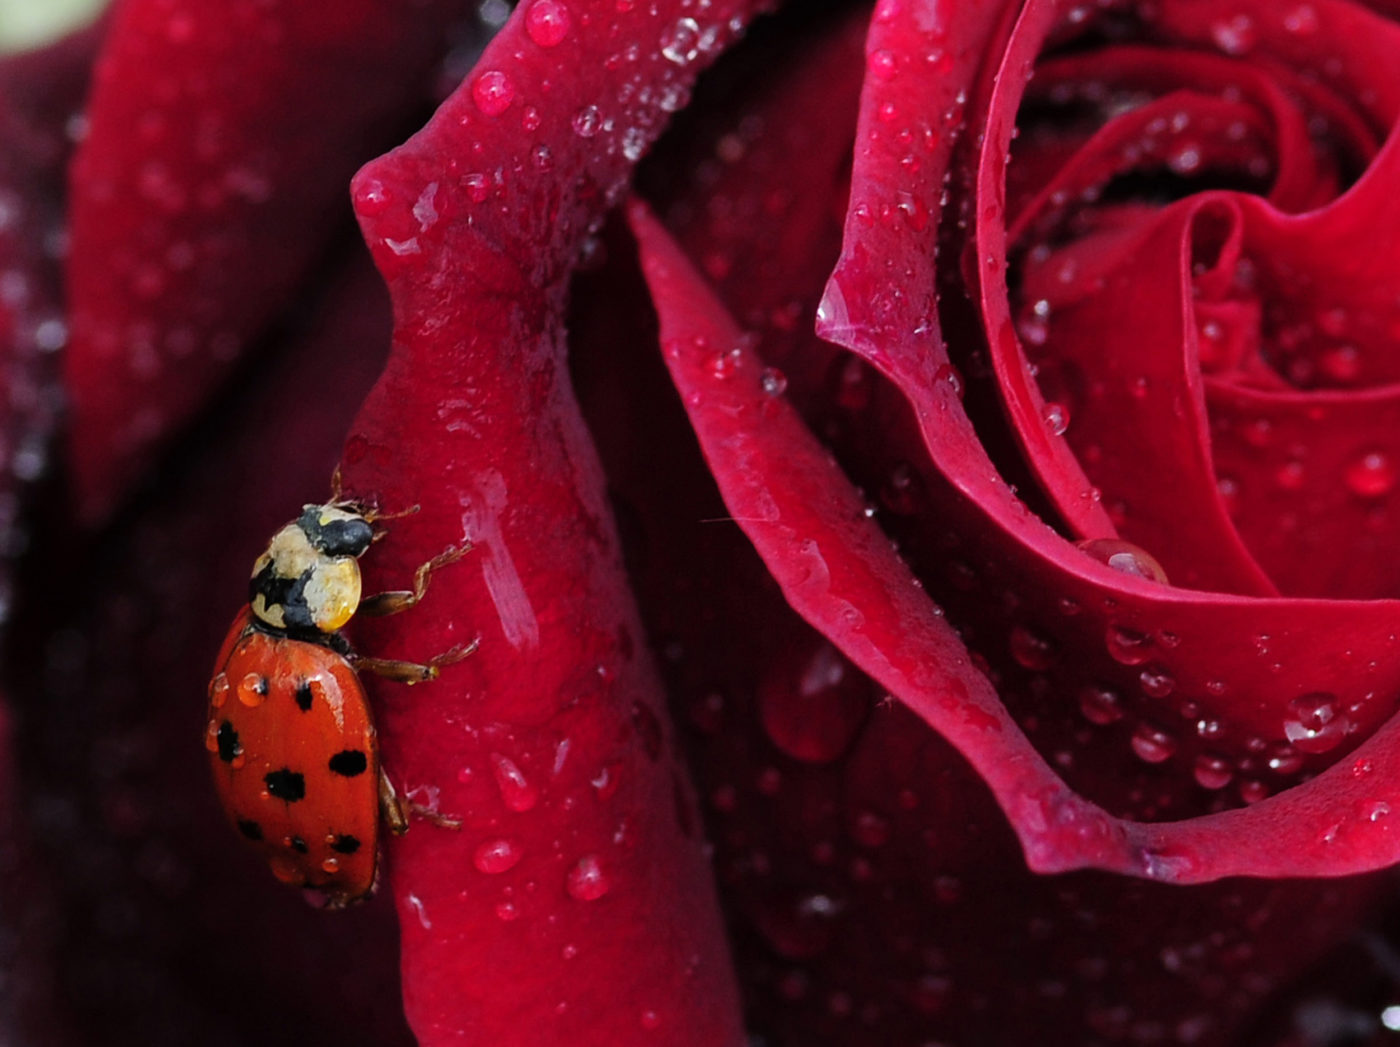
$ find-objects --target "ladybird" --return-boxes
[205,501,472,906]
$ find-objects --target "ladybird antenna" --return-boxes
[329,465,344,504]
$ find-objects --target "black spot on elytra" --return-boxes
[328,750,367,777]
[330,834,361,854]
[294,680,313,712]
[216,721,241,763]
[290,837,308,854]
[237,819,262,841]
[264,768,305,802]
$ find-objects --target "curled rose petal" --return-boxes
[338,1,782,1042]
[63,0,471,520]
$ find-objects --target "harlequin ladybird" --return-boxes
[205,501,472,906]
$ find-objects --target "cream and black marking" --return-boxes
[249,505,375,643]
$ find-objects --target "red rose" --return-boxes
[6,0,1400,1044]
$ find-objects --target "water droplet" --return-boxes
[1368,800,1391,823]
[1282,4,1319,35]
[525,0,571,46]
[1130,723,1177,763]
[490,753,539,811]
[1192,754,1233,790]
[1319,344,1360,384]
[660,17,701,64]
[208,673,230,708]
[566,854,610,901]
[1346,450,1394,498]
[1266,742,1304,776]
[759,642,873,763]
[1078,539,1169,584]
[1138,665,1176,700]
[355,178,391,215]
[463,172,492,203]
[1043,401,1070,436]
[1211,13,1256,54]
[1106,623,1154,665]
[1078,684,1125,725]
[472,70,515,116]
[867,48,897,80]
[879,461,922,515]
[238,672,268,706]
[1009,625,1057,671]
[474,838,523,874]
[572,105,602,138]
[851,810,890,848]
[760,367,788,397]
[1282,691,1350,753]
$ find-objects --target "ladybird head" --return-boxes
[249,504,374,634]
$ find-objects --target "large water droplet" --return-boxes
[1282,691,1350,753]
[759,642,873,763]
[1078,539,1169,584]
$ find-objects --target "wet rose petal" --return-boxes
[64,0,472,520]
[337,1,783,1042]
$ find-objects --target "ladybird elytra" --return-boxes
[207,500,473,907]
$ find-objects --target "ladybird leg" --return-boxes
[379,769,411,836]
[379,769,462,832]
[358,543,473,618]
[353,637,480,685]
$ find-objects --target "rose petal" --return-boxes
[631,194,1400,883]
[63,0,471,520]
[340,2,779,1042]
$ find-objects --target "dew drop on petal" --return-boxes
[1078,538,1169,584]
[1193,754,1233,790]
[472,70,516,116]
[1130,723,1177,763]
[759,642,874,763]
[660,17,701,64]
[490,753,538,812]
[1043,401,1069,436]
[474,838,523,874]
[1105,623,1154,665]
[1282,691,1350,754]
[1138,664,1176,700]
[525,0,571,47]
[1009,625,1057,671]
[1078,684,1125,725]
[572,104,602,138]
[1346,450,1395,498]
[566,854,610,901]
